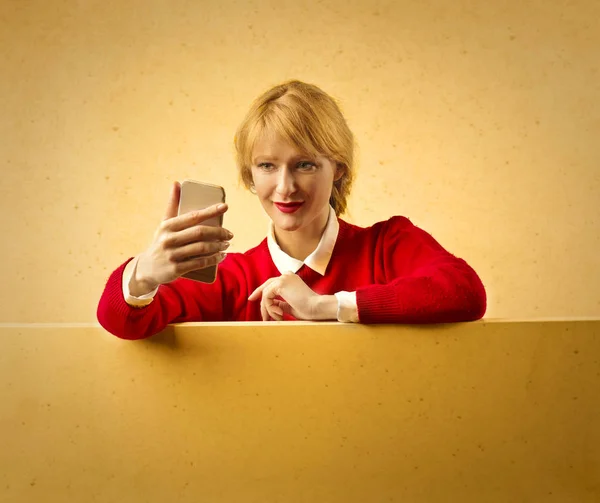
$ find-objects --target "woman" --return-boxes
[97,80,486,339]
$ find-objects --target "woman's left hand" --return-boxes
[248,272,337,321]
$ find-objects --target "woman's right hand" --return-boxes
[129,182,233,296]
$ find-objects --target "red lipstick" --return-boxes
[274,202,304,214]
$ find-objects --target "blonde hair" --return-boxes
[234,80,355,216]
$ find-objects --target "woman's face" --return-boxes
[250,133,340,234]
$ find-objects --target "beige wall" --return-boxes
[1,0,598,322]
[1,321,599,501]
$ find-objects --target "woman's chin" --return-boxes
[272,215,303,232]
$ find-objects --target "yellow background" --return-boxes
[1,0,599,322]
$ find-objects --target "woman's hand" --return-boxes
[130,182,233,296]
[248,271,338,321]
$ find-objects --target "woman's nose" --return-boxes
[275,167,297,196]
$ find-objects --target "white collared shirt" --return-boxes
[122,205,358,322]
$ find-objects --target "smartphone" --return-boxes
[177,179,226,284]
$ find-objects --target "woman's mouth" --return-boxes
[274,202,304,214]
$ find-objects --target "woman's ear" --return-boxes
[334,163,344,182]
[247,169,257,194]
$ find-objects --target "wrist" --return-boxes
[130,257,159,297]
[312,295,338,321]
[129,278,158,298]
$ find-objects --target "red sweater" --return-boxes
[97,216,486,339]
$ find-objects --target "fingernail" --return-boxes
[217,203,226,211]
[226,231,234,239]
[220,242,230,250]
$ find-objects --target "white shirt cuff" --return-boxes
[122,256,159,307]
[334,291,359,323]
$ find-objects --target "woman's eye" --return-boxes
[297,162,317,171]
[257,163,275,171]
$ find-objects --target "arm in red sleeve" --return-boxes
[97,258,234,340]
[356,217,487,324]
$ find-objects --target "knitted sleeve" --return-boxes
[97,256,242,340]
[356,217,487,324]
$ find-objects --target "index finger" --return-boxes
[165,203,229,232]
[248,277,277,301]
